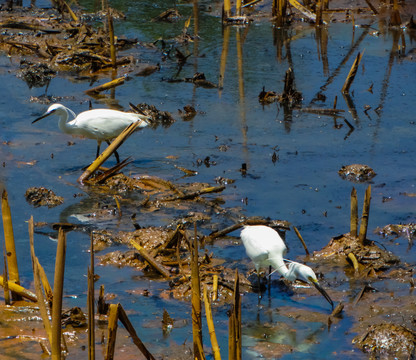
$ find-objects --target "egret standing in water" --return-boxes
[32,103,151,162]
[240,225,333,309]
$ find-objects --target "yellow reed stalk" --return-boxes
[233,269,241,360]
[191,223,204,360]
[350,187,358,237]
[3,248,10,304]
[51,228,66,359]
[105,304,119,360]
[85,77,125,95]
[293,226,310,256]
[78,121,141,184]
[0,275,37,302]
[347,253,359,272]
[88,233,95,360]
[62,0,78,22]
[130,240,171,279]
[203,285,221,360]
[29,217,53,305]
[341,51,364,94]
[236,0,241,16]
[113,195,122,217]
[358,185,371,244]
[118,305,156,359]
[212,274,218,302]
[223,0,231,20]
[228,308,235,360]
[1,190,21,300]
[33,258,52,346]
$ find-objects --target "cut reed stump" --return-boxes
[314,186,399,276]
[1,189,22,301]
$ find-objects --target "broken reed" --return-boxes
[1,189,21,300]
[203,285,221,360]
[358,185,371,244]
[293,226,309,256]
[350,187,358,237]
[105,303,155,360]
[29,216,53,348]
[191,223,205,360]
[78,121,141,184]
[273,0,287,26]
[223,0,231,20]
[88,233,95,360]
[228,269,241,360]
[51,228,67,359]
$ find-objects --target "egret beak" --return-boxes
[32,109,55,124]
[310,278,334,310]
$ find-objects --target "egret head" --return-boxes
[32,104,68,124]
[287,261,334,309]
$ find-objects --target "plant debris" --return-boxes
[25,187,64,208]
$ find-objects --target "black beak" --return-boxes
[32,109,55,124]
[311,279,334,310]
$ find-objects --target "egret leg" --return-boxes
[257,271,262,300]
[106,140,120,163]
[96,141,101,159]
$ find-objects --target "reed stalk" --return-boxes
[33,258,53,347]
[2,248,10,304]
[191,223,204,360]
[347,253,359,272]
[51,228,66,359]
[85,77,125,95]
[228,307,235,360]
[29,217,53,304]
[105,304,119,360]
[233,269,241,360]
[88,234,95,360]
[130,240,171,278]
[1,190,21,300]
[98,284,108,315]
[293,226,309,256]
[389,0,401,26]
[203,285,221,360]
[223,0,231,21]
[350,187,358,237]
[228,269,241,360]
[212,274,218,302]
[341,51,364,94]
[118,304,156,360]
[358,185,371,244]
[78,121,141,184]
[236,0,241,16]
[0,274,37,302]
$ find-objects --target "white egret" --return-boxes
[240,225,333,309]
[32,103,151,162]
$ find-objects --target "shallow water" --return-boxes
[1,0,416,358]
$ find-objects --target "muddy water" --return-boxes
[1,0,416,358]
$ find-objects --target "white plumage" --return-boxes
[32,103,150,162]
[240,225,333,308]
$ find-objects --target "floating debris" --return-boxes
[152,8,181,22]
[25,187,64,208]
[338,164,376,182]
